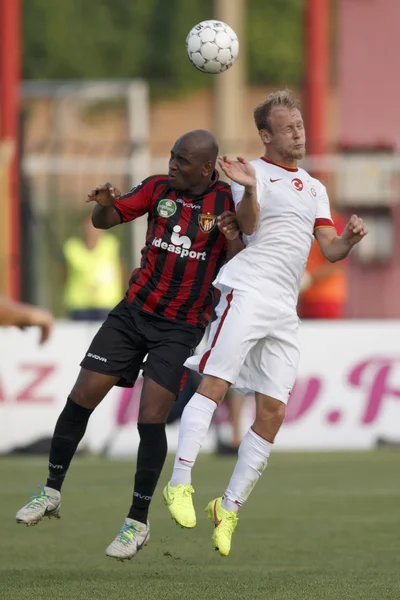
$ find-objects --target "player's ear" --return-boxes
[203,161,214,176]
[259,129,271,146]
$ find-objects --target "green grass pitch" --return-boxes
[1,451,400,600]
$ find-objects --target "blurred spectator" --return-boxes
[0,296,53,344]
[298,210,348,319]
[63,215,124,321]
[215,389,246,455]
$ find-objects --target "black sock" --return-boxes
[46,396,93,492]
[127,423,168,524]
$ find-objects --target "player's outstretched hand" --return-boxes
[218,211,239,240]
[86,182,121,207]
[342,214,368,247]
[218,156,256,190]
[21,306,54,345]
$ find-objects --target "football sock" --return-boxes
[170,392,217,487]
[128,423,167,524]
[221,428,272,512]
[46,396,93,492]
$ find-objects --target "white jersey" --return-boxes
[214,157,334,313]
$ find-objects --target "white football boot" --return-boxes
[106,518,150,562]
[16,485,61,526]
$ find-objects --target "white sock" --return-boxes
[221,428,272,512]
[170,392,217,487]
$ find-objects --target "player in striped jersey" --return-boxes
[15,130,240,561]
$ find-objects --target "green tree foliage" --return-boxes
[247,0,304,84]
[23,0,304,93]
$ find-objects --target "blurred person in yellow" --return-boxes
[298,210,348,319]
[63,215,124,321]
[0,297,53,344]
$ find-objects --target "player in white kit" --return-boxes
[163,90,368,556]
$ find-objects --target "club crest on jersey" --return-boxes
[158,199,177,218]
[198,214,217,233]
[291,178,304,192]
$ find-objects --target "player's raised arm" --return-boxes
[86,182,122,229]
[218,156,259,235]
[87,178,154,230]
[315,214,368,262]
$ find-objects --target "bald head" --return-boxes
[176,130,219,164]
[168,129,219,194]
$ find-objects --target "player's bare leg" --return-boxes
[164,374,230,527]
[208,393,286,556]
[106,376,175,561]
[16,369,118,526]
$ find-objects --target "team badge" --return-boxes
[291,178,304,191]
[198,213,217,233]
[158,199,177,217]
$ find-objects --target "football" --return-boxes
[186,20,239,74]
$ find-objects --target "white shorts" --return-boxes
[185,286,300,404]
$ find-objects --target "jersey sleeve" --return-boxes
[113,176,157,223]
[314,182,335,233]
[230,181,245,207]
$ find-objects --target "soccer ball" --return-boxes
[186,20,239,74]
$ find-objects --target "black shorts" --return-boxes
[80,299,204,395]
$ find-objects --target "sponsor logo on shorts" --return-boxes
[152,225,207,261]
[87,352,107,363]
[157,198,177,217]
[198,213,217,233]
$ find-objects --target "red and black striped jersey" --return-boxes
[113,171,234,329]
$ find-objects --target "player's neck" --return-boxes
[263,152,298,170]
[187,177,213,196]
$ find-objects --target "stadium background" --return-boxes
[1,2,400,599]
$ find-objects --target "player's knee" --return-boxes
[197,375,229,404]
[138,401,172,423]
[69,369,112,409]
[69,384,98,409]
[139,377,176,423]
[255,397,286,429]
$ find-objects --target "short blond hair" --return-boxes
[253,90,301,133]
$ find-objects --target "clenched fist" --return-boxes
[342,214,368,247]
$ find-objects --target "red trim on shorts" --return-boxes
[179,369,188,392]
[199,290,234,373]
